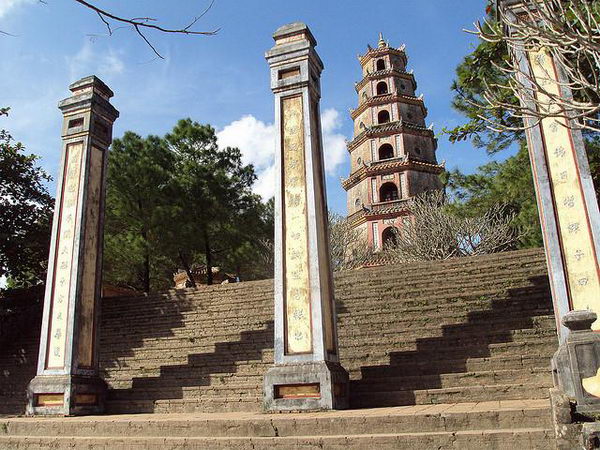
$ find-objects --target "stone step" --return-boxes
[351,383,551,408]
[97,321,554,349]
[352,368,551,391]
[1,400,552,436]
[0,428,555,450]
[358,354,551,378]
[100,280,549,317]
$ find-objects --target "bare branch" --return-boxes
[73,0,219,59]
[468,0,600,133]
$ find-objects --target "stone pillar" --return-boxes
[27,76,118,416]
[263,22,349,412]
[498,0,600,341]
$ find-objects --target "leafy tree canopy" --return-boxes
[0,108,54,288]
[104,120,273,291]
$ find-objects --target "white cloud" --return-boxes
[321,108,348,175]
[66,41,125,82]
[0,0,34,18]
[217,108,348,200]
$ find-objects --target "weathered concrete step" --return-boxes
[101,264,547,309]
[106,384,263,399]
[1,401,552,436]
[98,316,556,354]
[352,368,551,392]
[106,397,263,414]
[100,301,552,332]
[351,383,551,408]
[358,354,551,378]
[0,429,555,449]
[101,280,549,318]
[99,339,556,377]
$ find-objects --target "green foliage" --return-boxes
[0,108,54,288]
[444,14,522,154]
[445,6,600,249]
[104,120,273,291]
[446,143,543,248]
[104,132,175,292]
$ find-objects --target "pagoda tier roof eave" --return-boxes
[355,69,417,92]
[347,203,412,227]
[359,46,407,67]
[341,159,445,191]
[348,121,434,151]
[350,93,427,120]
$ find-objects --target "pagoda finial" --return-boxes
[378,32,387,48]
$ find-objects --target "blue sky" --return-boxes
[0,0,511,214]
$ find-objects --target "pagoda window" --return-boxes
[377,110,390,124]
[376,59,386,71]
[382,227,398,248]
[379,182,399,202]
[378,144,394,160]
[376,81,388,95]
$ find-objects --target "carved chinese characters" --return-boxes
[46,142,83,368]
[282,95,312,354]
[529,49,600,327]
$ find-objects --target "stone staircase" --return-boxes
[0,400,554,449]
[0,248,559,448]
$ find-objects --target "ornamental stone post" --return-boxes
[263,22,349,412]
[498,0,600,342]
[27,76,118,416]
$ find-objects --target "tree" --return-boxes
[0,108,54,288]
[446,142,543,248]
[444,4,599,247]
[475,0,600,133]
[103,120,273,290]
[384,191,519,261]
[103,132,175,293]
[328,212,373,271]
[165,119,263,286]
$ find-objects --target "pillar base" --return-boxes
[263,361,349,412]
[26,374,107,416]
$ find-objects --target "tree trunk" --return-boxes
[141,230,150,293]
[138,199,151,293]
[179,250,197,288]
[204,229,213,285]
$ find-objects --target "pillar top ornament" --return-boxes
[59,75,119,120]
[266,22,323,96]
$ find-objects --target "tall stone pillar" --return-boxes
[263,23,349,412]
[27,76,118,416]
[498,0,600,341]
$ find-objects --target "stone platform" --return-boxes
[0,400,553,449]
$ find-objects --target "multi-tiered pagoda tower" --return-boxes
[343,34,444,249]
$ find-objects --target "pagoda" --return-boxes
[343,34,444,249]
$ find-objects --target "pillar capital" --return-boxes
[266,22,323,97]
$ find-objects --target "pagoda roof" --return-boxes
[347,199,412,226]
[350,93,427,121]
[348,120,436,152]
[342,157,445,191]
[355,68,417,92]
[358,43,408,68]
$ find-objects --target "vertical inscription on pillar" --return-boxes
[282,95,312,354]
[530,49,600,326]
[77,146,104,368]
[46,142,83,369]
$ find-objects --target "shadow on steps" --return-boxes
[349,275,557,408]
